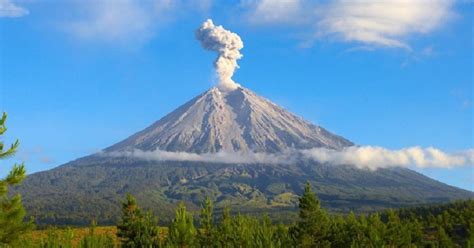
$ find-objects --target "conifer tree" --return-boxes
[117,194,160,247]
[254,214,274,247]
[0,113,33,246]
[436,226,454,247]
[290,181,330,247]
[216,207,233,246]
[167,202,196,247]
[366,213,386,247]
[385,209,411,246]
[198,197,214,248]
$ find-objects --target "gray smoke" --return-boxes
[195,19,244,91]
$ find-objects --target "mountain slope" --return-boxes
[16,86,473,226]
[106,87,352,153]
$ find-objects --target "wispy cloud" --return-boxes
[64,0,212,43]
[242,0,306,25]
[451,87,472,110]
[0,0,28,17]
[243,0,455,49]
[106,149,297,165]
[16,146,55,165]
[104,146,473,170]
[66,0,161,42]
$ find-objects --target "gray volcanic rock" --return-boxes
[106,87,352,153]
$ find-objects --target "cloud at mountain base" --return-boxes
[105,146,473,170]
[107,149,296,165]
[301,146,473,170]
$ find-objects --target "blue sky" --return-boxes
[0,0,472,190]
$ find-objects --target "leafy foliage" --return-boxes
[0,112,33,246]
[167,202,196,247]
[117,194,160,247]
[12,191,474,247]
[112,185,474,247]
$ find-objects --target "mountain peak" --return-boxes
[106,87,353,154]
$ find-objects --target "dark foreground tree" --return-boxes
[117,194,160,247]
[290,181,330,247]
[0,113,33,246]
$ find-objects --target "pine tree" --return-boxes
[198,197,214,248]
[254,214,274,247]
[365,213,386,247]
[0,112,33,246]
[117,193,160,247]
[385,209,411,246]
[466,221,474,248]
[216,207,233,246]
[436,226,454,247]
[167,202,196,248]
[290,181,330,248]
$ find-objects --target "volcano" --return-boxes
[17,87,473,225]
[106,87,352,153]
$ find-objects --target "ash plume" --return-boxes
[195,19,244,91]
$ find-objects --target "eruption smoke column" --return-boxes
[196,19,243,91]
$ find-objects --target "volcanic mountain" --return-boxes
[17,87,473,225]
[106,87,352,154]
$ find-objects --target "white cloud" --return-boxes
[104,146,474,170]
[106,149,297,164]
[0,0,28,17]
[244,0,454,49]
[301,146,474,170]
[243,0,306,25]
[65,0,212,42]
[67,0,160,42]
[317,0,454,49]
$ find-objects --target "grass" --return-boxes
[23,226,118,247]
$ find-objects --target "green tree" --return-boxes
[274,223,292,248]
[290,181,330,247]
[365,213,386,247]
[385,209,411,246]
[0,113,33,246]
[466,221,474,248]
[436,226,454,248]
[254,215,275,248]
[117,194,160,248]
[198,197,214,248]
[215,207,233,246]
[167,202,196,248]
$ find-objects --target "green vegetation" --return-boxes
[17,156,473,226]
[117,194,160,247]
[15,188,474,247]
[0,113,33,246]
